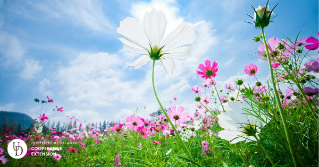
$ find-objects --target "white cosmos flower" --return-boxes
[117,8,196,75]
[217,101,269,144]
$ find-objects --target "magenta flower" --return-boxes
[137,126,151,137]
[191,85,204,94]
[197,60,219,79]
[200,95,210,105]
[158,123,168,131]
[202,141,209,148]
[67,147,75,153]
[126,115,144,131]
[304,58,319,73]
[304,87,319,96]
[114,154,122,166]
[296,37,307,46]
[244,63,258,76]
[174,97,178,101]
[47,96,54,103]
[111,124,124,133]
[168,105,189,123]
[225,83,235,91]
[0,155,7,164]
[305,32,319,53]
[52,154,62,161]
[286,88,295,98]
[38,114,49,123]
[197,104,203,109]
[152,141,161,145]
[56,106,63,112]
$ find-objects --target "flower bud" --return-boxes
[236,79,244,85]
[195,97,201,102]
[253,36,261,42]
[256,82,262,86]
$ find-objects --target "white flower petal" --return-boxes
[230,136,246,144]
[160,58,176,75]
[218,130,242,142]
[149,58,164,68]
[117,17,150,49]
[118,38,147,54]
[217,112,239,130]
[163,46,192,60]
[161,22,196,51]
[143,9,167,47]
[128,55,150,69]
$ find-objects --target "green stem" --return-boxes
[151,60,193,161]
[235,144,248,167]
[213,85,226,112]
[254,135,275,166]
[261,27,298,167]
[280,65,316,113]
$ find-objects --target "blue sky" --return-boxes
[0,0,317,124]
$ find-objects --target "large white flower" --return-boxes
[217,101,269,144]
[117,9,196,75]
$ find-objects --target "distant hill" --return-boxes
[0,111,35,130]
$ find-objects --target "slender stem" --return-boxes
[213,85,225,112]
[151,60,193,160]
[235,144,248,167]
[261,27,298,167]
[280,64,316,112]
[254,135,275,166]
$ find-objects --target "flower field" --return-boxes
[0,1,318,167]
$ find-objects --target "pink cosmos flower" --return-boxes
[191,85,204,94]
[114,154,122,166]
[168,105,189,123]
[137,126,151,137]
[200,95,210,105]
[158,123,168,131]
[38,114,49,123]
[286,88,295,98]
[152,141,161,145]
[220,96,228,103]
[68,147,75,153]
[111,124,124,133]
[125,115,144,131]
[202,141,209,148]
[56,106,63,112]
[53,154,62,161]
[258,37,291,68]
[304,58,319,73]
[253,85,267,95]
[305,32,319,53]
[197,60,219,79]
[194,111,201,119]
[225,83,235,91]
[201,79,211,88]
[0,155,7,164]
[140,118,153,126]
[210,79,217,86]
[244,63,258,76]
[304,87,319,96]
[197,104,203,109]
[47,96,54,103]
[296,37,307,46]
[174,97,178,101]
[76,149,80,153]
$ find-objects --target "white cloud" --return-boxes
[225,57,235,66]
[0,103,15,111]
[39,78,53,96]
[0,31,24,67]
[19,59,43,79]
[29,0,113,33]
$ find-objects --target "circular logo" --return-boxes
[8,139,27,159]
